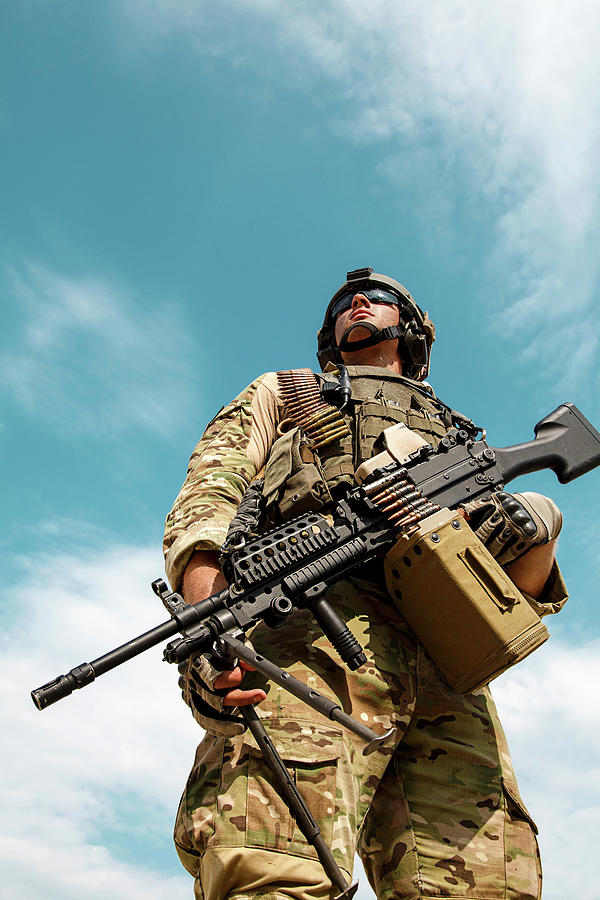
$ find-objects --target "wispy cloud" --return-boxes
[1,260,197,437]
[115,0,600,393]
[2,538,598,899]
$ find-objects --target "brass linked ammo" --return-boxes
[285,398,322,413]
[370,481,413,505]
[304,408,343,428]
[312,428,350,450]
[378,489,426,514]
[276,368,351,449]
[389,499,440,526]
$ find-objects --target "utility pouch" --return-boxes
[263,427,332,520]
[384,508,549,693]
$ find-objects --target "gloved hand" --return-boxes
[178,653,244,737]
[178,649,266,738]
[461,491,562,566]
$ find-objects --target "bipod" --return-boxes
[219,633,395,754]
[240,705,358,900]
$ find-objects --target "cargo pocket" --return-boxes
[263,427,331,520]
[244,722,343,859]
[502,776,542,900]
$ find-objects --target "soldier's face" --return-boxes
[334,293,400,345]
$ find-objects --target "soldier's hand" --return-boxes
[461,490,562,566]
[214,660,267,707]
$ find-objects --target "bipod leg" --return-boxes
[219,633,395,754]
[240,705,358,900]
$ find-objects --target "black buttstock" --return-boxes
[493,403,600,485]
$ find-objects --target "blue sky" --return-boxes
[2,2,599,898]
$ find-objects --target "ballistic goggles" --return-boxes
[330,287,404,320]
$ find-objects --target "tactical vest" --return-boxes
[262,366,454,524]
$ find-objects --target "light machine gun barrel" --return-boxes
[31,402,600,715]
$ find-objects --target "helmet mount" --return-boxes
[317,267,435,380]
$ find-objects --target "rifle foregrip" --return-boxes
[309,595,367,671]
[31,662,95,710]
[332,628,367,671]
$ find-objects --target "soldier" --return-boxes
[163,268,566,900]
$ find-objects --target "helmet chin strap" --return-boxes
[337,321,403,353]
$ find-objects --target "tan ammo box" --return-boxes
[384,508,549,694]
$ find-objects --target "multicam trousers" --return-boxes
[174,576,541,900]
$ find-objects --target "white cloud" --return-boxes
[493,641,600,900]
[1,543,200,899]
[115,0,600,393]
[1,261,196,437]
[3,539,599,899]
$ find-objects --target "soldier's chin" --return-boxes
[344,325,373,342]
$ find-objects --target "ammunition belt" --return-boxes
[276,369,350,450]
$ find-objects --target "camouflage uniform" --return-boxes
[164,368,568,900]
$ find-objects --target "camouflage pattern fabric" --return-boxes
[164,368,567,899]
[174,576,542,899]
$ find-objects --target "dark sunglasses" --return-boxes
[331,288,402,320]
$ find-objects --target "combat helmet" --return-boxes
[317,267,435,380]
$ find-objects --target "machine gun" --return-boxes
[30,401,600,900]
[32,402,600,714]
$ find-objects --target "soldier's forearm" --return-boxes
[507,540,557,599]
[182,550,229,605]
[181,550,266,708]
